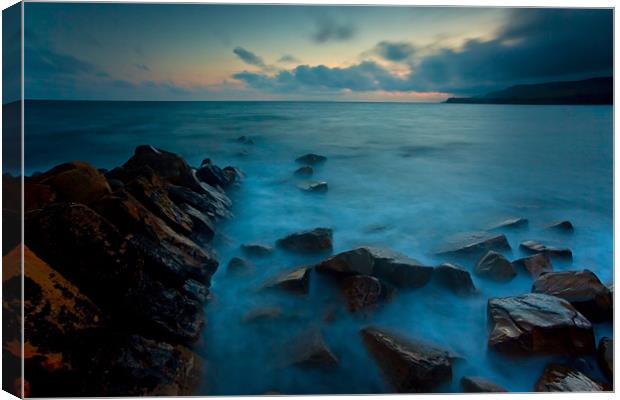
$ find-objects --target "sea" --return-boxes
[23,100,613,394]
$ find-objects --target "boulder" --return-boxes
[222,166,243,185]
[534,364,604,392]
[531,270,612,322]
[276,228,333,253]
[520,240,573,261]
[242,306,283,323]
[261,266,311,294]
[167,183,232,221]
[241,242,273,257]
[597,337,613,381]
[295,153,327,165]
[460,376,508,392]
[226,256,255,276]
[24,182,56,211]
[34,161,111,205]
[196,158,228,187]
[546,220,575,233]
[360,327,453,393]
[433,263,477,296]
[512,253,552,278]
[474,251,516,282]
[341,275,393,313]
[294,166,313,177]
[488,217,528,230]
[297,181,328,193]
[435,232,511,258]
[285,330,338,368]
[487,293,595,355]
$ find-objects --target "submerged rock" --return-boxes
[276,227,333,253]
[294,165,313,177]
[226,256,255,276]
[433,263,477,296]
[534,364,604,392]
[597,337,613,382]
[460,376,508,393]
[488,217,529,230]
[241,242,273,257]
[546,220,575,233]
[242,306,283,323]
[512,253,553,278]
[487,293,595,355]
[520,240,573,261]
[261,266,311,294]
[360,327,454,393]
[341,275,394,313]
[532,269,612,322]
[285,330,338,368]
[435,232,511,258]
[474,251,516,282]
[295,153,327,165]
[297,181,328,193]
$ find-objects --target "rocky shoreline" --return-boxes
[2,145,614,395]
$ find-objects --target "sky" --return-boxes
[20,3,613,102]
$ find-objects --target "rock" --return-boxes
[222,166,242,185]
[435,232,511,258]
[182,279,209,303]
[24,182,56,211]
[236,135,255,145]
[285,330,338,368]
[34,161,111,205]
[297,181,328,193]
[487,293,595,355]
[488,217,528,230]
[341,275,392,313]
[226,257,255,276]
[546,220,575,233]
[512,253,552,278]
[295,153,327,165]
[360,327,453,393]
[276,228,333,253]
[261,266,311,294]
[433,263,477,296]
[316,247,433,288]
[196,159,228,187]
[241,242,273,257]
[520,240,573,261]
[460,376,508,392]
[531,270,612,322]
[107,178,125,191]
[474,251,516,282]
[242,306,283,323]
[597,337,613,381]
[534,364,604,392]
[167,183,232,221]
[294,166,313,177]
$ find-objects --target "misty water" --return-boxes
[25,101,613,394]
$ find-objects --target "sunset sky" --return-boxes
[22,4,613,101]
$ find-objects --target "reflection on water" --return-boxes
[25,101,613,393]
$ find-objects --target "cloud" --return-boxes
[312,15,355,43]
[233,46,266,68]
[278,54,300,64]
[134,63,151,71]
[374,41,416,62]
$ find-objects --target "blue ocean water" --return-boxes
[24,101,613,394]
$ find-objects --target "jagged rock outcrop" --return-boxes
[534,364,604,392]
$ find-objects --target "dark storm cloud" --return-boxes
[233,46,267,68]
[312,15,355,43]
[235,8,612,95]
[374,41,416,62]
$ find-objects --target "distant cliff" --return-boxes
[445,77,612,105]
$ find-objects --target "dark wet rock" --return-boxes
[236,135,255,145]
[474,251,516,282]
[534,364,604,392]
[488,217,529,230]
[341,275,394,313]
[546,220,575,233]
[487,293,595,355]
[433,263,477,296]
[285,330,338,368]
[182,279,209,303]
[241,242,273,257]
[295,153,327,165]
[316,247,433,288]
[107,178,125,191]
[298,181,328,193]
[261,266,311,294]
[222,166,243,185]
[435,232,511,258]
[532,270,612,322]
[242,306,283,323]
[167,183,232,221]
[23,182,56,211]
[294,165,314,177]
[226,256,255,276]
[33,161,111,205]
[276,227,333,253]
[460,376,508,392]
[196,158,228,187]
[597,337,613,381]
[512,253,553,278]
[520,240,573,261]
[360,326,454,393]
